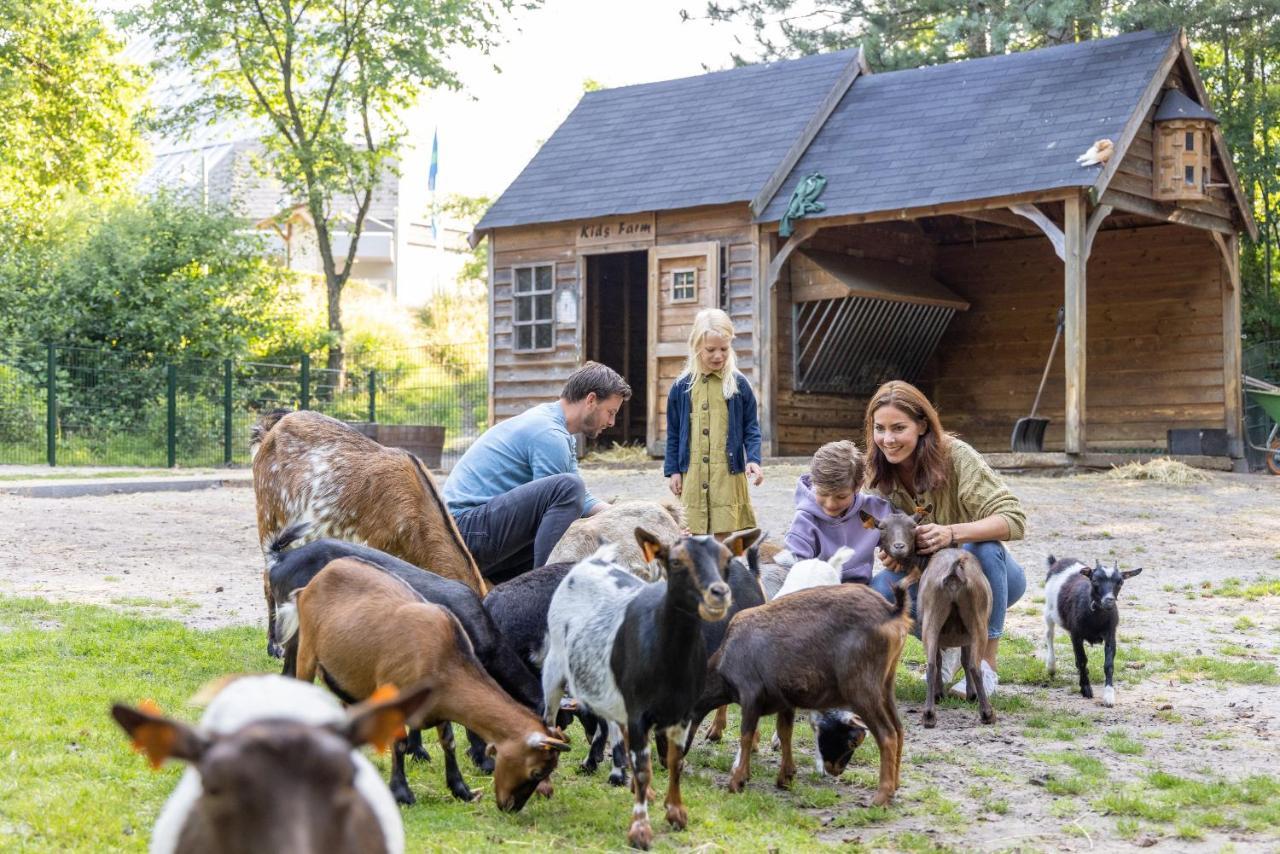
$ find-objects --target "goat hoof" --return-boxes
[267,640,283,659]
[775,773,794,790]
[870,789,894,807]
[727,776,746,794]
[980,709,996,725]
[579,757,599,775]
[1081,686,1093,699]
[665,803,688,830]
[409,746,432,763]
[608,769,628,787]
[448,784,476,802]
[627,820,653,850]
[391,784,415,806]
[921,710,937,729]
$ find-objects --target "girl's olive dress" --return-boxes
[682,371,757,535]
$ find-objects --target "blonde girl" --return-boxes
[663,308,763,536]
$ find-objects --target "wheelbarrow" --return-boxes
[1245,375,1280,475]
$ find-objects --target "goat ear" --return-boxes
[723,527,761,557]
[1079,566,1093,579]
[1121,567,1143,579]
[635,527,667,563]
[345,682,431,753]
[858,509,878,529]
[112,700,207,769]
[486,742,498,759]
[912,503,934,523]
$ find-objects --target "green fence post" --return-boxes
[167,364,177,468]
[368,368,377,423]
[300,353,311,411]
[46,344,56,467]
[223,359,233,466]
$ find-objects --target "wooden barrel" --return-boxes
[345,422,445,469]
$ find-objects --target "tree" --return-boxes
[0,0,146,234]
[697,0,1280,338]
[132,0,521,375]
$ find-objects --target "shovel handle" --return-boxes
[1029,308,1066,419]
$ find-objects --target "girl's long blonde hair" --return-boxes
[681,308,739,399]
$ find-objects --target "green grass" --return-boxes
[1102,731,1144,755]
[1215,576,1280,601]
[1096,770,1280,836]
[0,596,876,852]
[1233,616,1258,631]
[0,469,209,482]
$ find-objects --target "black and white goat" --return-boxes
[541,528,756,850]
[1043,555,1142,707]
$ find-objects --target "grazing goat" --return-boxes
[693,582,912,806]
[251,409,485,654]
[541,529,756,849]
[767,546,870,777]
[917,548,995,727]
[1044,555,1142,707]
[266,527,543,772]
[111,674,428,854]
[483,561,619,777]
[281,559,568,811]
[546,499,685,581]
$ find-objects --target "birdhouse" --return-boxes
[1152,89,1218,202]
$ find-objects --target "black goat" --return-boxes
[266,525,543,769]
[1043,555,1142,707]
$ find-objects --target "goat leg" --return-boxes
[728,707,758,793]
[1102,631,1117,707]
[464,728,492,773]
[438,723,478,802]
[653,731,669,770]
[663,723,690,830]
[626,722,654,850]
[580,714,608,774]
[607,722,628,786]
[1044,614,1057,678]
[921,642,940,729]
[775,709,797,790]
[1072,635,1092,699]
[390,736,416,805]
[963,644,995,724]
[264,574,282,659]
[705,705,728,741]
[865,706,899,807]
[407,727,432,763]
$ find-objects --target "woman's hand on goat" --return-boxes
[669,473,683,496]
[746,462,764,486]
[915,523,954,555]
[878,549,904,572]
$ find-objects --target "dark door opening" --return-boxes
[585,250,649,448]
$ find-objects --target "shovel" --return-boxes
[1010,307,1065,453]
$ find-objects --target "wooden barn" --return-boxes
[471,29,1256,466]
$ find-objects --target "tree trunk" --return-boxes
[310,199,347,389]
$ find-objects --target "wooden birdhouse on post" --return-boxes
[1153,89,1218,201]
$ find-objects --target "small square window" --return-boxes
[671,269,697,303]
[1185,131,1195,152]
[1184,165,1196,185]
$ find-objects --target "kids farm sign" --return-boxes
[575,213,655,248]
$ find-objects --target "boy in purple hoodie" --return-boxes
[783,440,892,584]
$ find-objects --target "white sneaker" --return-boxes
[951,660,998,699]
[917,647,961,684]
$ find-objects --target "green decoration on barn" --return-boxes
[780,173,827,238]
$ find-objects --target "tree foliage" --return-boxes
[0,0,146,233]
[699,0,1280,339]
[130,0,523,373]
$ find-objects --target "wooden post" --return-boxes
[755,227,778,457]
[1221,233,1244,460]
[1063,194,1088,455]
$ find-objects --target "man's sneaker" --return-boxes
[917,647,961,685]
[951,660,998,699]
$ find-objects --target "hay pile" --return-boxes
[1105,457,1210,484]
[583,442,650,465]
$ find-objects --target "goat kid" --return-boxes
[860,503,933,577]
[252,410,485,657]
[542,528,755,850]
[1044,555,1142,707]
[917,548,994,727]
[281,559,568,811]
[111,674,428,854]
[693,582,912,806]
[266,527,543,772]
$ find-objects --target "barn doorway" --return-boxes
[585,250,649,448]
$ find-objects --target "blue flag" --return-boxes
[428,128,439,241]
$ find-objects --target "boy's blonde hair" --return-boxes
[810,440,865,493]
[682,308,738,399]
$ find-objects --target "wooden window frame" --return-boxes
[511,263,557,354]
[670,268,698,304]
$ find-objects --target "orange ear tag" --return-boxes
[132,699,175,770]
[366,684,406,754]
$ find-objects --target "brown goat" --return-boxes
[285,558,568,812]
[692,582,912,806]
[917,548,995,727]
[252,410,486,648]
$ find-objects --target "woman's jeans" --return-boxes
[869,541,1026,639]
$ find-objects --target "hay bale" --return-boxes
[1105,457,1210,484]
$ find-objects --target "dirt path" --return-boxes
[3,466,1279,851]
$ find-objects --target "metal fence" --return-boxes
[0,341,487,470]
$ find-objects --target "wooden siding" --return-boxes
[926,223,1225,452]
[488,204,755,432]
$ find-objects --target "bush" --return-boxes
[0,364,42,443]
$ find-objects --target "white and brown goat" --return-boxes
[546,498,686,581]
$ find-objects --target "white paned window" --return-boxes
[513,264,555,352]
[671,269,697,303]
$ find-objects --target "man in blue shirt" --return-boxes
[444,361,630,583]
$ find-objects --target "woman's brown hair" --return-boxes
[863,380,952,495]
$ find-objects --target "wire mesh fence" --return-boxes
[1243,339,1280,471]
[0,341,487,470]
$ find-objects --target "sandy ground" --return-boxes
[3,464,1280,851]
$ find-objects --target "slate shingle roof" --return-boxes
[475,50,859,231]
[757,30,1177,222]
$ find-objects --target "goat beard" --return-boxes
[698,602,728,621]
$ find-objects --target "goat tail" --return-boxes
[275,591,301,647]
[265,522,312,569]
[249,408,293,455]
